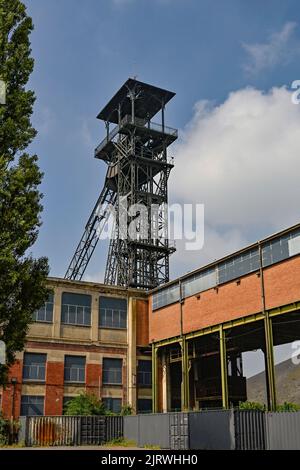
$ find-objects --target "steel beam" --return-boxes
[152,344,158,413]
[219,325,229,409]
[264,314,277,411]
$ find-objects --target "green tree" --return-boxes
[64,393,107,416]
[0,0,49,385]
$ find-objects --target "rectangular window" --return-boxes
[102,358,122,385]
[218,248,260,285]
[63,396,73,414]
[20,396,44,416]
[33,292,54,323]
[137,399,152,414]
[182,268,216,298]
[137,360,152,387]
[152,283,180,310]
[99,297,127,329]
[23,353,46,381]
[64,356,86,383]
[103,397,122,414]
[61,292,91,326]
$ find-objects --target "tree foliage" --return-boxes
[64,393,107,416]
[0,0,49,385]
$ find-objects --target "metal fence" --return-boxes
[189,410,235,450]
[21,411,300,449]
[22,415,123,447]
[234,410,266,450]
[266,412,300,450]
[124,410,300,450]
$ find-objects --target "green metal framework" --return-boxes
[152,299,300,413]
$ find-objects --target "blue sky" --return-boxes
[24,0,300,280]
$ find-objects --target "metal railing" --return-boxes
[95,115,178,157]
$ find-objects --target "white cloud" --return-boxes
[170,86,300,276]
[243,22,300,75]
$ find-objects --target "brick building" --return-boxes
[2,222,300,417]
[0,278,151,419]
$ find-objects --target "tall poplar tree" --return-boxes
[0,0,49,385]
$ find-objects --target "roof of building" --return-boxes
[97,78,175,124]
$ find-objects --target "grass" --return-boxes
[103,437,137,447]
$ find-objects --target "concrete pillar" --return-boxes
[152,344,158,413]
[52,287,62,338]
[127,297,137,413]
[91,294,99,342]
[161,350,170,413]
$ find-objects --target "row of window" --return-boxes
[22,353,152,386]
[20,396,141,416]
[33,295,127,329]
[153,228,300,310]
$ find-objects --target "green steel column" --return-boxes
[152,344,158,413]
[181,337,190,411]
[219,325,229,409]
[264,314,277,411]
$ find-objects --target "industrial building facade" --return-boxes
[150,222,300,412]
[0,279,151,419]
[2,222,300,417]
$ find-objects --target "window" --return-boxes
[63,396,73,414]
[152,283,180,310]
[20,396,44,416]
[99,297,127,329]
[61,292,91,326]
[138,399,152,414]
[182,268,216,298]
[23,353,46,381]
[33,292,54,323]
[103,358,122,385]
[103,398,122,414]
[137,360,152,387]
[263,229,300,267]
[218,248,260,285]
[64,356,86,383]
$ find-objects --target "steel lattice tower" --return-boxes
[65,79,177,289]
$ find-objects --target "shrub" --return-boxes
[276,402,300,412]
[238,401,266,411]
[121,405,133,416]
[0,415,11,446]
[64,393,107,416]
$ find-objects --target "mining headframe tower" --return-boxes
[65,79,177,289]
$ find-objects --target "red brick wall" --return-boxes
[86,363,101,396]
[183,272,262,334]
[2,360,23,419]
[149,296,182,343]
[264,256,300,309]
[45,362,64,415]
[136,299,150,346]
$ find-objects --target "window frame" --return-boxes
[20,395,44,416]
[64,355,86,384]
[22,353,47,382]
[61,292,91,327]
[102,358,123,385]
